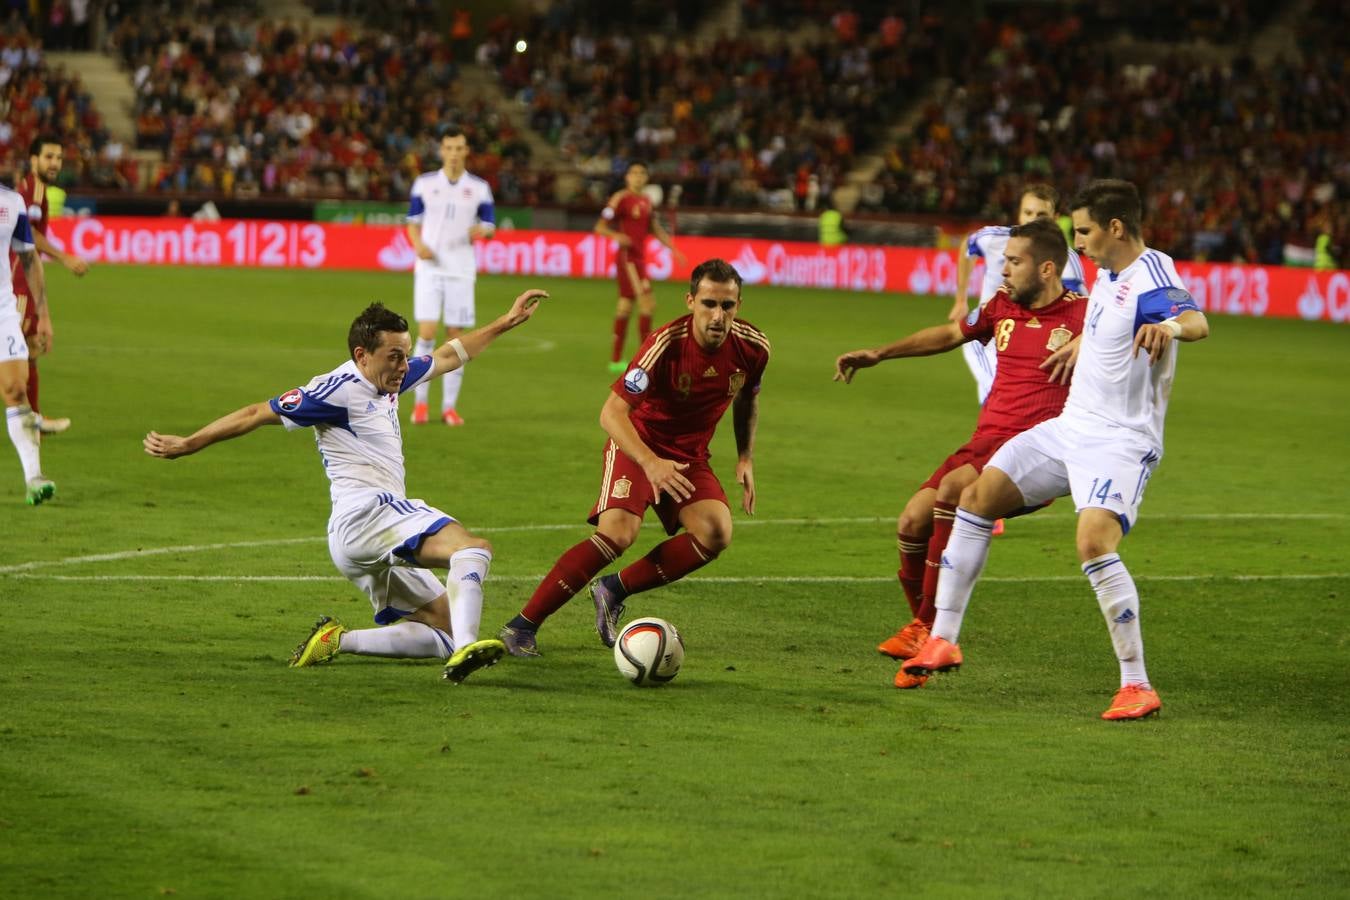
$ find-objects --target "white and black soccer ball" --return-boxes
[614,617,684,686]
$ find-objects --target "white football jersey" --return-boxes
[269,356,437,509]
[0,185,36,315]
[1061,248,1199,449]
[967,225,1085,305]
[407,170,494,279]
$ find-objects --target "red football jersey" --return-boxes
[612,315,771,461]
[960,288,1087,437]
[10,172,46,325]
[609,190,653,260]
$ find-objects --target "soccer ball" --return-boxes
[614,617,685,686]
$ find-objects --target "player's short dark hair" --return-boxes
[29,134,62,157]
[1009,216,1069,273]
[689,258,742,297]
[1071,179,1142,238]
[626,160,648,174]
[348,303,408,359]
[1022,183,1058,209]
[440,125,465,141]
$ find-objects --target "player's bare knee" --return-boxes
[689,518,732,554]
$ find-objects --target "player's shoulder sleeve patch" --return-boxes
[268,386,350,429]
[399,355,435,393]
[1137,285,1199,322]
[622,366,649,395]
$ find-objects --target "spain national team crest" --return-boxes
[1046,326,1073,351]
[727,371,746,396]
[611,477,632,499]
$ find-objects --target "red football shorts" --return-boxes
[920,431,1011,491]
[615,248,649,300]
[588,439,728,535]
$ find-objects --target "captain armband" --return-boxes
[449,338,470,364]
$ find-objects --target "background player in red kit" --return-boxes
[11,134,90,434]
[834,217,1085,688]
[594,161,685,374]
[500,258,769,656]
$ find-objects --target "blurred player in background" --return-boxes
[835,217,1085,688]
[595,161,685,374]
[406,126,495,426]
[2,182,51,505]
[11,134,89,436]
[905,179,1209,720]
[499,258,767,657]
[145,289,549,683]
[952,184,1085,405]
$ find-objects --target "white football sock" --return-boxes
[930,508,996,643]
[6,405,42,481]
[447,547,492,648]
[1083,553,1149,687]
[413,338,436,404]
[441,366,464,412]
[340,621,452,659]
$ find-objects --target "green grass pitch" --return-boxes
[1,266,1347,898]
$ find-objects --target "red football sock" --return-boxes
[611,316,630,364]
[637,314,653,341]
[897,533,927,618]
[918,502,956,626]
[520,533,621,625]
[26,360,38,413]
[617,533,716,596]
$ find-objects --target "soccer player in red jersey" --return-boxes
[595,161,684,374]
[834,217,1085,688]
[10,134,90,435]
[500,258,769,656]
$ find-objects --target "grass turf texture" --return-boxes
[2,266,1347,898]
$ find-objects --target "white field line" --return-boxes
[3,573,1346,584]
[1,512,1345,577]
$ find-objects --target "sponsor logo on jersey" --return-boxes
[703,365,718,378]
[365,401,376,412]
[1047,326,1073,351]
[278,389,304,411]
[623,367,649,394]
[1025,316,1042,329]
[611,477,632,499]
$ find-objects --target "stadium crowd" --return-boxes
[2,0,1343,264]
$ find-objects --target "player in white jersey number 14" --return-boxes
[144,288,548,685]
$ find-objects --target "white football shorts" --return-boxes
[986,416,1162,534]
[960,336,998,406]
[0,303,28,363]
[328,491,456,623]
[413,273,476,328]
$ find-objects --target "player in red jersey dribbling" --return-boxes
[500,258,769,657]
[834,217,1085,688]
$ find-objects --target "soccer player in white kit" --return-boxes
[406,126,495,427]
[144,288,548,684]
[905,179,1209,720]
[0,183,54,505]
[951,184,1086,404]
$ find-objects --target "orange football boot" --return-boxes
[1101,683,1161,721]
[877,618,930,659]
[902,636,963,676]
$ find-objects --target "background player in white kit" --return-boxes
[905,179,1209,720]
[952,184,1085,404]
[0,184,53,505]
[144,288,548,684]
[406,126,495,426]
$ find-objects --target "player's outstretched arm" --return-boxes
[732,389,758,515]
[834,322,964,383]
[950,242,974,322]
[144,402,282,459]
[33,229,89,276]
[599,392,693,502]
[1133,309,1210,365]
[429,288,549,378]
